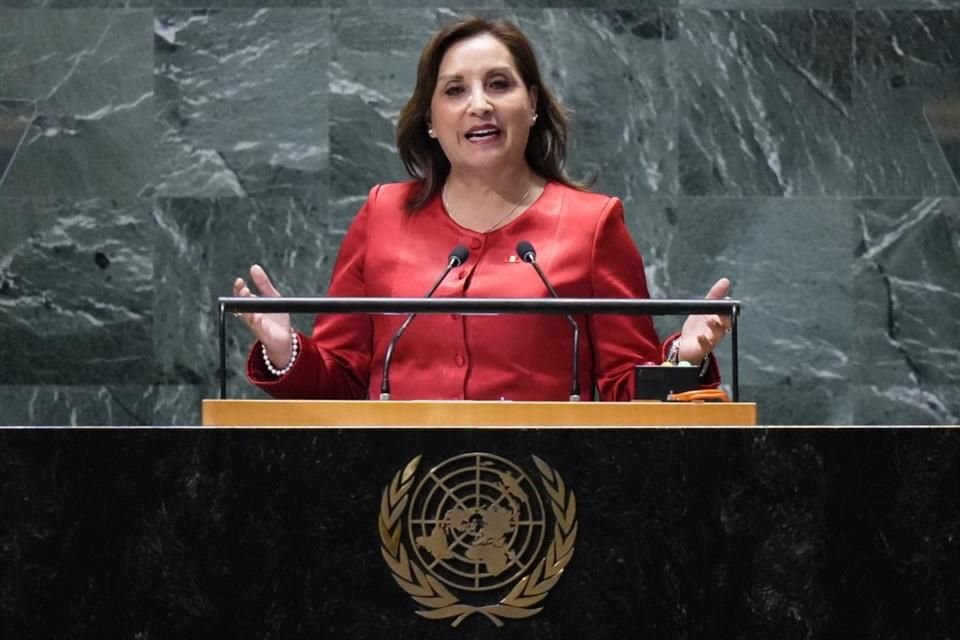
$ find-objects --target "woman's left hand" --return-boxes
[677,277,732,364]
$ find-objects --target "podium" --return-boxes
[201,399,758,426]
[3,419,958,636]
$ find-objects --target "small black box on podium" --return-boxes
[633,365,699,400]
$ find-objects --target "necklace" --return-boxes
[442,183,532,234]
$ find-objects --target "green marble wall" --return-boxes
[0,2,957,425]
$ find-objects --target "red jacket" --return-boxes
[247,181,717,400]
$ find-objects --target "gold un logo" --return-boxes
[379,453,578,627]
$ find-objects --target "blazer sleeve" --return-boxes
[587,198,719,401]
[245,187,377,399]
[586,197,659,401]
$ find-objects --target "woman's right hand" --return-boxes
[233,264,294,367]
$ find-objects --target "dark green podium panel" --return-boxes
[1,428,957,638]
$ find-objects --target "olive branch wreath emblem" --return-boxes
[378,454,577,627]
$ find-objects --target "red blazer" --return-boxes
[247,181,717,401]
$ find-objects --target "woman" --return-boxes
[234,17,731,401]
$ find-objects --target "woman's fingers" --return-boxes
[232,278,250,323]
[233,265,293,362]
[697,333,712,351]
[250,264,282,297]
[704,277,731,300]
[707,314,732,336]
[678,278,735,363]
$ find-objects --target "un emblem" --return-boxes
[379,453,577,627]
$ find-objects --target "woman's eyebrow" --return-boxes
[437,66,515,82]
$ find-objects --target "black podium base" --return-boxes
[1,427,957,638]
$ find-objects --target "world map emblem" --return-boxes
[379,453,577,627]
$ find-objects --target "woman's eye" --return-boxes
[489,78,510,90]
[444,85,464,96]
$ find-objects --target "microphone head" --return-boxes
[516,240,536,262]
[448,244,470,267]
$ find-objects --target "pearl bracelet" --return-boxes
[262,329,299,377]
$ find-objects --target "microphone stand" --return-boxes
[379,246,468,400]
[518,242,581,402]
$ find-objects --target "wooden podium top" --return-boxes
[202,399,757,427]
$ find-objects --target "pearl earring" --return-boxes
[531,114,538,124]
[427,128,435,137]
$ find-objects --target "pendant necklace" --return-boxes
[443,184,532,234]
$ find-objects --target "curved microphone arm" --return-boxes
[379,246,468,400]
[516,241,581,401]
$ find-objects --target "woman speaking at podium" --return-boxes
[233,17,731,402]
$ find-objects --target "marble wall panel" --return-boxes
[680,0,857,7]
[853,11,960,196]
[856,383,960,423]
[328,9,424,202]
[151,9,329,198]
[152,195,331,401]
[681,1,960,8]
[746,383,854,424]
[529,10,675,198]
[0,100,36,187]
[675,10,857,196]
[853,197,960,423]
[0,198,155,385]
[0,9,153,197]
[0,1,149,6]
[855,0,960,9]
[0,385,155,425]
[326,0,676,7]
[0,0,685,5]
[152,383,206,424]
[624,197,856,423]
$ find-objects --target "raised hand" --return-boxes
[677,277,732,364]
[233,264,294,367]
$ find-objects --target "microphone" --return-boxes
[380,244,469,400]
[516,240,582,401]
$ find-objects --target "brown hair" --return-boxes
[396,17,584,212]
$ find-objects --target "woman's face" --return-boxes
[428,34,538,175]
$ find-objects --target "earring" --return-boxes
[531,114,538,125]
[427,128,435,137]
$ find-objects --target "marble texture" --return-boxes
[853,197,960,423]
[151,9,329,198]
[0,10,153,197]
[0,198,155,385]
[0,99,35,189]
[681,0,859,7]
[0,0,149,5]
[0,429,958,635]
[853,10,960,195]
[682,1,960,8]
[624,197,855,414]
[0,385,156,425]
[152,196,331,412]
[675,10,857,196]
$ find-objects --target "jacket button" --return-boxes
[454,354,466,367]
[470,238,482,249]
